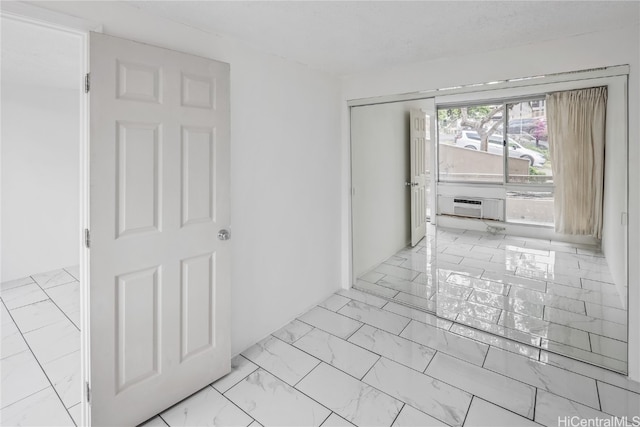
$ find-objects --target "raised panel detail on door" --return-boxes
[181,126,215,226]
[91,32,230,426]
[116,266,160,393]
[409,109,428,247]
[117,121,162,238]
[181,72,215,109]
[180,253,215,362]
[117,60,162,103]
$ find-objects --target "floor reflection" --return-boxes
[354,225,628,373]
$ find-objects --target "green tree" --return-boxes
[440,105,508,151]
[459,105,505,151]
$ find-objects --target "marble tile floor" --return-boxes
[1,267,81,426]
[137,288,639,427]
[4,268,639,426]
[355,227,628,373]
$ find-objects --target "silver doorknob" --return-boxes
[405,182,418,187]
[218,229,231,241]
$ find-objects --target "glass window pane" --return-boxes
[506,190,554,226]
[506,101,553,184]
[438,104,504,183]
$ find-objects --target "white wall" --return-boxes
[351,102,408,277]
[1,82,80,281]
[341,25,640,379]
[26,1,343,356]
[351,99,434,277]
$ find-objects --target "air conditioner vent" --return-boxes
[453,198,482,205]
[438,196,504,221]
[453,198,483,218]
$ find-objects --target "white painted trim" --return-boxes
[347,65,629,107]
[434,76,624,106]
[1,5,93,424]
[80,34,91,427]
[346,106,355,288]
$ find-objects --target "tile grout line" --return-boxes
[480,349,604,411]
[439,294,628,368]
[0,282,49,310]
[63,267,80,282]
[388,403,405,427]
[470,394,542,425]
[396,319,411,337]
[595,379,603,411]
[480,344,490,367]
[243,363,337,422]
[341,324,442,374]
[459,394,474,427]
[262,330,447,423]
[276,332,384,383]
[157,414,171,426]
[0,277,36,294]
[344,322,366,341]
[217,387,261,426]
[422,350,438,374]
[292,360,419,424]
[374,351,542,417]
[272,320,315,345]
[357,354,381,380]
[33,279,81,332]
[219,365,260,396]
[317,411,334,427]
[0,299,77,426]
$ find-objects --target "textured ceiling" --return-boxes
[128,1,640,76]
[3,1,638,88]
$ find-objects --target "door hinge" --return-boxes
[84,229,91,249]
[84,73,90,93]
[85,382,91,404]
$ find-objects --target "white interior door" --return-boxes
[88,32,230,426]
[409,108,429,246]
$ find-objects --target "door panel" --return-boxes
[409,104,435,247]
[116,121,161,237]
[180,252,215,361]
[116,266,160,392]
[89,32,230,426]
[181,126,215,226]
[409,109,428,247]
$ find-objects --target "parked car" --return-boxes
[508,118,543,134]
[453,131,546,166]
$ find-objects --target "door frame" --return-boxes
[0,3,99,424]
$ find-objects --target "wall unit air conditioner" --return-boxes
[453,198,483,218]
[438,195,504,221]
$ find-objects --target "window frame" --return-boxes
[437,95,553,188]
[437,95,555,227]
[436,101,507,185]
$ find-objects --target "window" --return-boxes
[437,104,504,183]
[506,190,554,226]
[437,98,555,227]
[506,100,553,185]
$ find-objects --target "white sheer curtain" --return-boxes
[546,86,607,238]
